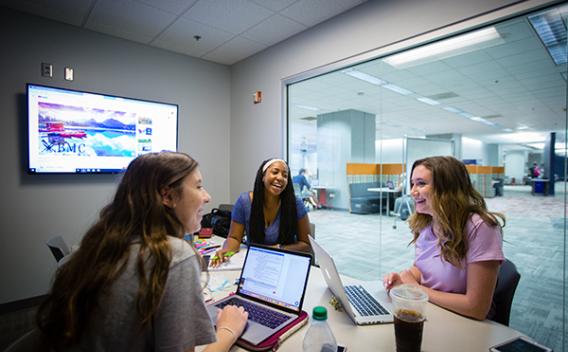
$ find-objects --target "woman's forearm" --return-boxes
[223,236,241,252]
[281,240,311,253]
[419,286,489,320]
[201,328,237,352]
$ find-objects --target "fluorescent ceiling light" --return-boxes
[342,69,386,86]
[296,104,319,111]
[458,111,475,119]
[416,97,440,105]
[382,83,413,95]
[528,5,568,65]
[383,27,503,68]
[442,106,463,114]
[516,125,529,130]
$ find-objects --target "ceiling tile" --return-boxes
[0,0,93,26]
[133,0,198,15]
[86,0,176,43]
[242,14,306,46]
[203,36,266,65]
[280,0,363,27]
[183,0,273,34]
[152,17,233,57]
[249,0,298,12]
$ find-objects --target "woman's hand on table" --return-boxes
[209,248,235,267]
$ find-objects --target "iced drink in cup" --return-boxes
[390,284,428,352]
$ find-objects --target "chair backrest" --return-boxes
[491,259,521,326]
[4,329,42,352]
[218,203,233,213]
[307,231,318,267]
[46,235,70,263]
[309,222,315,239]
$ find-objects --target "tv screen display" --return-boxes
[27,83,178,174]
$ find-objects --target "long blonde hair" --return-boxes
[408,156,505,266]
[37,152,201,348]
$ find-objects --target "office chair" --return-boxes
[491,259,521,326]
[307,227,318,267]
[391,195,414,229]
[293,183,312,211]
[218,203,233,213]
[46,235,70,263]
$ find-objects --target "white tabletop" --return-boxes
[202,238,523,351]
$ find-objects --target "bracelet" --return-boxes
[217,326,236,339]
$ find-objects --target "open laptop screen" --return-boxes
[237,246,311,313]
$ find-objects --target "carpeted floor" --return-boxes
[309,183,566,352]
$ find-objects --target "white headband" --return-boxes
[262,158,288,173]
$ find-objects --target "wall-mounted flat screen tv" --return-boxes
[27,83,178,174]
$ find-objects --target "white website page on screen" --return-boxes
[28,84,177,173]
[239,247,310,311]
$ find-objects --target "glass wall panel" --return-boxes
[287,3,567,350]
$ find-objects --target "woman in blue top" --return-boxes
[212,158,312,264]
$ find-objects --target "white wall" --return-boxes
[0,9,231,303]
[229,0,529,201]
[504,150,528,183]
[462,137,487,164]
[375,138,404,164]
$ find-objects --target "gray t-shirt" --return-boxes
[66,236,216,351]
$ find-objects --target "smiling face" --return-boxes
[262,161,289,197]
[410,164,434,216]
[166,168,211,234]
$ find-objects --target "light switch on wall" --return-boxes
[64,67,74,81]
[41,63,53,78]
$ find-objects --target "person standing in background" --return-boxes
[293,168,319,208]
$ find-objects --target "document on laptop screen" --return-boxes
[238,247,310,311]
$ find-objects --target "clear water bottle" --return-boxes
[303,306,337,352]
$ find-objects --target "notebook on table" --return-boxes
[207,244,312,345]
[309,235,394,325]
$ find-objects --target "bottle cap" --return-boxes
[312,306,327,321]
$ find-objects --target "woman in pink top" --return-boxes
[384,156,505,320]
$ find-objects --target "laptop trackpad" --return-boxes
[207,303,275,345]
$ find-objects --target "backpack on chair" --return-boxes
[201,208,232,238]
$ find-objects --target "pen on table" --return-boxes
[200,247,219,255]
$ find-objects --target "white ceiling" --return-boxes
[3,0,565,150]
[0,0,365,65]
[288,13,568,149]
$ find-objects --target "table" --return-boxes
[367,187,401,216]
[202,238,524,351]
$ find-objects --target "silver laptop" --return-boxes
[207,244,312,345]
[309,235,394,324]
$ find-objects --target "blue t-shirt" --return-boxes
[292,174,311,191]
[231,192,307,245]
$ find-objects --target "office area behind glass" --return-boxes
[287,2,567,351]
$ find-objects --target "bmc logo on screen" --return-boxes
[41,139,87,154]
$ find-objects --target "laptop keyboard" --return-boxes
[345,285,389,316]
[216,297,290,329]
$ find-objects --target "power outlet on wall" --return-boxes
[41,63,53,78]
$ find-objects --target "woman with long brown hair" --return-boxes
[37,152,247,351]
[384,156,505,320]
